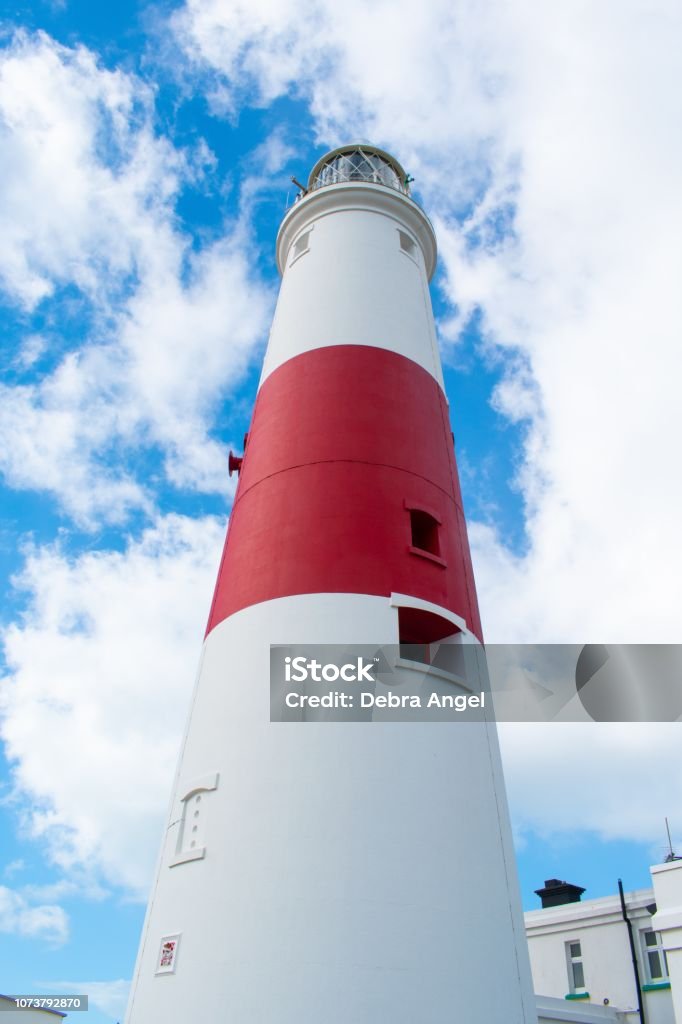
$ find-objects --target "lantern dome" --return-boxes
[307,143,410,196]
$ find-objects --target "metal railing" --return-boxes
[309,150,411,196]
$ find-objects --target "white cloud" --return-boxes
[0,883,68,945]
[2,857,25,878]
[14,334,47,369]
[46,979,129,1020]
[0,513,225,897]
[0,30,272,524]
[0,30,179,309]
[117,231,270,495]
[500,722,682,858]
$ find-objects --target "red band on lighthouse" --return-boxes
[207,344,482,640]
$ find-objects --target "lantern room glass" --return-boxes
[309,148,409,195]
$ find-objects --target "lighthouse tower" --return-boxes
[126,144,536,1023]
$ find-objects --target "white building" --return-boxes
[0,995,67,1022]
[536,994,626,1022]
[651,860,682,1024]
[526,872,676,1024]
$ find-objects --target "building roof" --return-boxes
[526,886,655,934]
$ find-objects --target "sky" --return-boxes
[0,0,681,1020]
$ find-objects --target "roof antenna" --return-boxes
[664,817,680,862]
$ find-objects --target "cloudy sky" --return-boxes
[1,0,681,1020]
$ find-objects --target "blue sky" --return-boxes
[1,1,681,1021]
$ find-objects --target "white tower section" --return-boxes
[262,150,442,388]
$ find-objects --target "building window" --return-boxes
[566,940,586,993]
[642,930,669,982]
[409,508,440,556]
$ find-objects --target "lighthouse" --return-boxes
[125,144,537,1023]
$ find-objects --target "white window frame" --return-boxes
[566,939,587,994]
[640,928,669,983]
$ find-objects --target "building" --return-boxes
[526,871,677,1024]
[651,859,682,1024]
[0,995,67,1022]
[536,993,626,1023]
[125,143,537,1022]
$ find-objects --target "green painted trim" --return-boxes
[565,992,590,1000]
[642,981,671,992]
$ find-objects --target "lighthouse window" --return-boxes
[399,230,417,258]
[396,605,464,676]
[291,230,311,264]
[410,508,440,556]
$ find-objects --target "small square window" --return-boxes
[398,230,417,258]
[291,230,311,262]
[410,508,440,556]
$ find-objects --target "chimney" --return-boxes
[535,878,586,909]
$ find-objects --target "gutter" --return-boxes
[618,878,646,1024]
